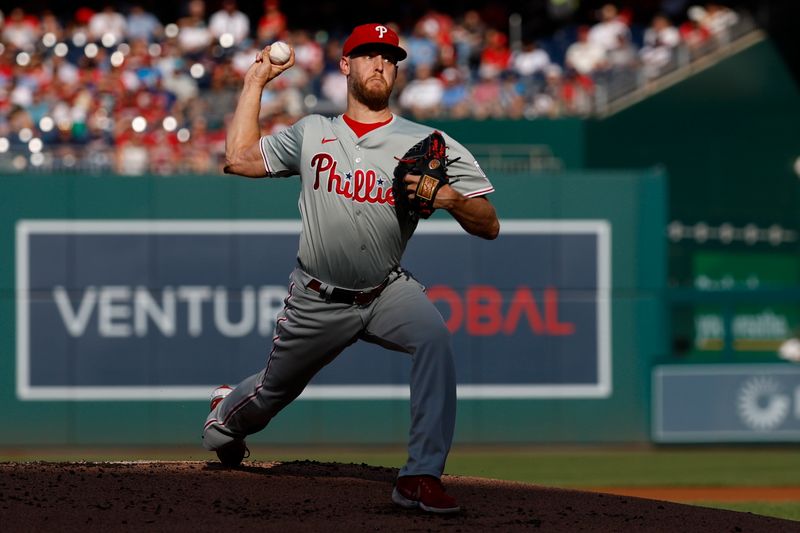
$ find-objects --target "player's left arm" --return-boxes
[404,170,499,239]
[407,133,499,239]
[437,187,500,240]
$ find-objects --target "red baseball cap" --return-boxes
[342,23,407,61]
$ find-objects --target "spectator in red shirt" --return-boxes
[146,126,181,175]
[561,69,594,116]
[479,29,511,80]
[418,10,455,65]
[2,8,40,50]
[681,7,713,55]
[471,69,503,119]
[257,0,287,44]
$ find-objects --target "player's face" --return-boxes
[343,47,398,111]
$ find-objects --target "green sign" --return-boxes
[692,252,800,355]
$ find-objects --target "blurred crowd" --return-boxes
[0,1,747,175]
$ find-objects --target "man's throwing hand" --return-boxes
[246,44,295,86]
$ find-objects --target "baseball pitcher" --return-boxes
[202,23,499,514]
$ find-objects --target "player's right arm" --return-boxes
[224,45,295,178]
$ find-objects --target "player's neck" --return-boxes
[344,99,393,124]
[342,113,392,137]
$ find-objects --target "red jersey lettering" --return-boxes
[310,153,394,206]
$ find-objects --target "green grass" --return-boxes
[2,446,799,521]
[692,502,800,522]
[243,446,800,488]
[263,446,800,522]
[2,446,799,487]
[443,448,800,487]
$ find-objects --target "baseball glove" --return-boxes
[392,131,459,219]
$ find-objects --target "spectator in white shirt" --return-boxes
[127,5,163,43]
[644,13,682,49]
[640,14,682,78]
[89,5,127,43]
[566,26,608,76]
[209,0,251,46]
[399,64,444,119]
[177,0,212,54]
[320,70,348,111]
[588,4,631,52]
[607,33,638,70]
[511,40,551,78]
[701,3,739,43]
[2,8,40,50]
[703,3,739,34]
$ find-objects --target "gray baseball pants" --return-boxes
[203,267,457,478]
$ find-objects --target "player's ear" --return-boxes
[340,56,350,76]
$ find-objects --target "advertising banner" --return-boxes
[16,220,610,400]
[653,364,800,442]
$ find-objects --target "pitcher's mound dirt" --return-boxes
[0,460,796,532]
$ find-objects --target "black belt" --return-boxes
[306,277,390,305]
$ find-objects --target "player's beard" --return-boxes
[350,75,393,111]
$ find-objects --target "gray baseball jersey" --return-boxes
[204,113,494,481]
[259,114,494,289]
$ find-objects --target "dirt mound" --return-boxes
[0,461,795,532]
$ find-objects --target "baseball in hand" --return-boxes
[269,41,291,65]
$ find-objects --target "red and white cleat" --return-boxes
[392,475,461,514]
[209,385,249,467]
[210,384,233,411]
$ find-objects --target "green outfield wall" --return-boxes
[431,118,585,170]
[434,39,800,366]
[585,38,800,362]
[586,38,800,230]
[0,169,666,446]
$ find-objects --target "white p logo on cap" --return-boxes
[376,25,388,39]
